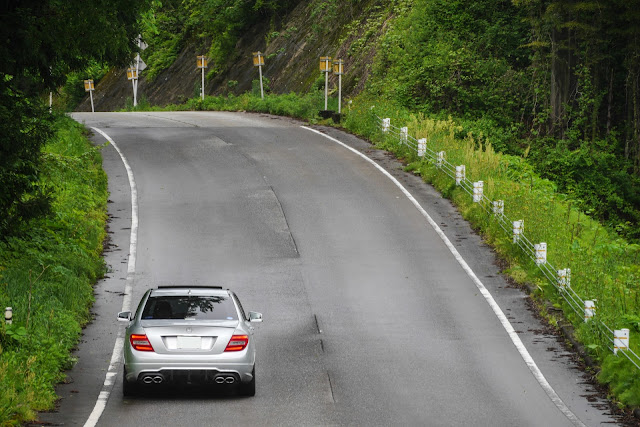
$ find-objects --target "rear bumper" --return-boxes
[124,359,255,384]
[123,336,256,384]
[124,347,255,383]
[128,367,253,385]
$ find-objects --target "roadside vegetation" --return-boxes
[0,1,148,424]
[0,116,108,424]
[140,0,303,80]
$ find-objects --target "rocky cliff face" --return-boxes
[77,0,391,112]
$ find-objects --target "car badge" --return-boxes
[186,327,192,333]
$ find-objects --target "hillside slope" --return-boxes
[77,0,393,112]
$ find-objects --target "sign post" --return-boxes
[133,53,139,106]
[332,59,344,114]
[127,67,138,107]
[129,36,147,107]
[197,55,208,100]
[253,52,265,99]
[84,79,95,113]
[320,57,332,111]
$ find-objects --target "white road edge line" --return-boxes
[84,127,138,427]
[301,126,586,427]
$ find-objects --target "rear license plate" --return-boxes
[177,336,201,349]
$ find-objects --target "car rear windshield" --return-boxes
[141,295,238,321]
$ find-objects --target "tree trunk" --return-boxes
[550,25,573,139]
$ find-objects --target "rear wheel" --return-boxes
[123,365,138,397]
[239,367,255,397]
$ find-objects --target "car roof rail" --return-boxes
[156,285,224,289]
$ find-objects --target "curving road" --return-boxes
[38,112,617,426]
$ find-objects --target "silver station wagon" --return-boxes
[117,286,262,396]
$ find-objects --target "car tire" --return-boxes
[123,365,137,397]
[239,366,255,397]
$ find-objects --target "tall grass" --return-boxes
[0,115,108,424]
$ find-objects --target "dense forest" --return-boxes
[369,0,640,241]
[0,0,149,238]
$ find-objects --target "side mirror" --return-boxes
[248,311,263,323]
[117,311,132,322]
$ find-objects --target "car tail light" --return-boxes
[130,334,154,352]
[225,335,249,352]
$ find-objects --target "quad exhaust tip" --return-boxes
[215,376,236,384]
[142,375,164,384]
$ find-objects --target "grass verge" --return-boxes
[0,115,108,425]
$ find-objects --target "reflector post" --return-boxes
[84,80,95,113]
[584,300,595,322]
[418,138,427,157]
[614,329,629,355]
[473,181,484,203]
[382,118,390,133]
[333,59,344,75]
[253,51,264,67]
[127,68,138,80]
[535,242,547,265]
[456,165,465,186]
[319,57,332,73]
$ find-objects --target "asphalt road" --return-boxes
[38,112,618,426]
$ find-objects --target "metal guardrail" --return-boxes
[376,115,640,370]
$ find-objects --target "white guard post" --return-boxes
[4,307,12,325]
[472,181,483,202]
[513,220,524,243]
[320,57,332,110]
[584,300,595,322]
[614,329,630,355]
[493,200,504,217]
[400,127,408,145]
[437,151,445,168]
[557,268,571,292]
[197,55,208,100]
[455,165,465,186]
[84,79,95,113]
[418,138,426,157]
[382,118,391,133]
[535,242,547,265]
[253,52,265,99]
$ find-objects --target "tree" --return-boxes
[0,0,150,237]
